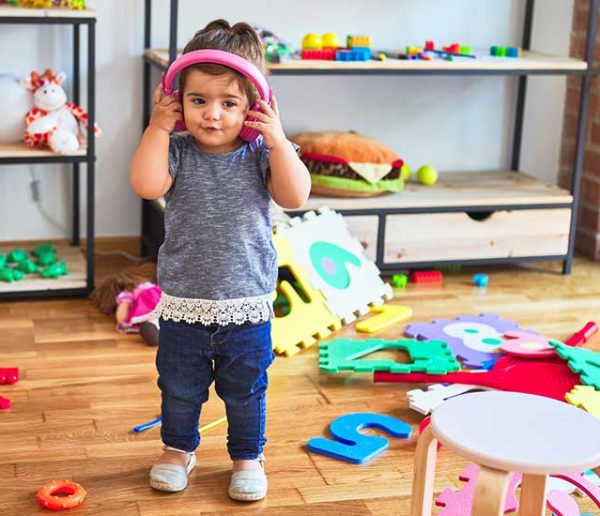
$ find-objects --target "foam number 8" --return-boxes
[443,322,504,353]
[309,241,361,289]
[307,412,412,464]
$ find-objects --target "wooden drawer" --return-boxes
[384,209,571,263]
[345,215,379,262]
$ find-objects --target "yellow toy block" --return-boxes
[355,304,413,334]
[347,35,371,48]
[271,234,341,357]
[565,385,600,420]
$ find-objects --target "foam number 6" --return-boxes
[306,412,412,464]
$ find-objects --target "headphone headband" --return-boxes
[161,49,271,103]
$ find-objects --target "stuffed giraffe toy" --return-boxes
[22,68,100,154]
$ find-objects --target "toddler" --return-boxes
[129,19,310,501]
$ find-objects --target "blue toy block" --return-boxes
[307,412,412,464]
[336,48,370,61]
[473,273,489,287]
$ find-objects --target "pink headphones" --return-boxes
[161,49,272,142]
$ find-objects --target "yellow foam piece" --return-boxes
[271,234,341,356]
[565,385,600,420]
[355,304,413,334]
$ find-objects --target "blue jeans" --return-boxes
[156,318,274,460]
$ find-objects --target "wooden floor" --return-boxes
[1,254,600,515]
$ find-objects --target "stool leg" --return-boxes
[409,426,438,516]
[519,474,547,515]
[472,466,512,516]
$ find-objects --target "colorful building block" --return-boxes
[411,270,443,284]
[0,368,18,384]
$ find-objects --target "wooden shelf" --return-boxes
[0,243,86,294]
[0,5,96,18]
[152,171,572,214]
[297,171,573,212]
[0,142,86,159]
[145,48,587,74]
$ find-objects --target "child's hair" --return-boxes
[180,19,266,106]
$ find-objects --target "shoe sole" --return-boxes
[228,488,267,501]
[149,478,189,492]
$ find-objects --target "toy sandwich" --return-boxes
[291,131,404,197]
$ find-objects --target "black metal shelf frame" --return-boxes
[141,0,598,275]
[0,13,96,300]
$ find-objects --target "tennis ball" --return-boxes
[417,165,438,186]
[400,163,412,181]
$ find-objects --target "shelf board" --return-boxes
[0,5,96,18]
[152,171,572,213]
[296,171,573,212]
[0,142,87,163]
[0,243,86,294]
[144,48,587,75]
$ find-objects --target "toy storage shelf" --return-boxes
[0,8,96,300]
[144,48,587,75]
[0,243,86,296]
[140,0,599,274]
[0,143,88,164]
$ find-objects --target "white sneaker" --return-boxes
[228,456,267,501]
[149,453,196,492]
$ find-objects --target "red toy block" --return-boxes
[374,355,579,401]
[443,43,461,54]
[0,397,10,410]
[411,270,443,284]
[0,368,18,384]
[301,49,336,60]
[425,40,435,51]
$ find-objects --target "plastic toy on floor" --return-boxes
[115,282,161,346]
[500,330,556,358]
[319,337,460,374]
[306,412,411,464]
[405,313,533,368]
[271,234,341,356]
[274,208,392,324]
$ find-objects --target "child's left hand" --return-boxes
[245,96,288,150]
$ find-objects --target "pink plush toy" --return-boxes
[115,282,162,346]
[22,68,100,154]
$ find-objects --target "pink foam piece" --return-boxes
[546,489,581,516]
[553,472,600,509]
[0,396,11,410]
[435,464,521,515]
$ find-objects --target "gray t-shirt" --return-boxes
[157,133,280,301]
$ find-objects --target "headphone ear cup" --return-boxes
[239,101,261,142]
[172,89,186,132]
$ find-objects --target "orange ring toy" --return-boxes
[36,480,86,511]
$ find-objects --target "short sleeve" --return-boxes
[256,136,300,185]
[168,133,186,181]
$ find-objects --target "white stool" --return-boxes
[410,391,600,516]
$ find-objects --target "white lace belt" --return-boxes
[154,292,273,326]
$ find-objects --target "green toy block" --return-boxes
[8,248,27,263]
[0,254,5,268]
[36,250,57,266]
[550,340,600,390]
[40,261,68,279]
[319,338,460,374]
[0,268,25,283]
[16,259,38,274]
[31,241,55,257]
[392,274,408,289]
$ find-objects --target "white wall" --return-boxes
[0,0,573,240]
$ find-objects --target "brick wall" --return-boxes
[559,0,600,258]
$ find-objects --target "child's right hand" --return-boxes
[149,84,182,133]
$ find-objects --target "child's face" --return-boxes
[182,70,250,153]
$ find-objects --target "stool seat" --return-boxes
[431,391,600,475]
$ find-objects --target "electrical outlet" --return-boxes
[30,179,44,202]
